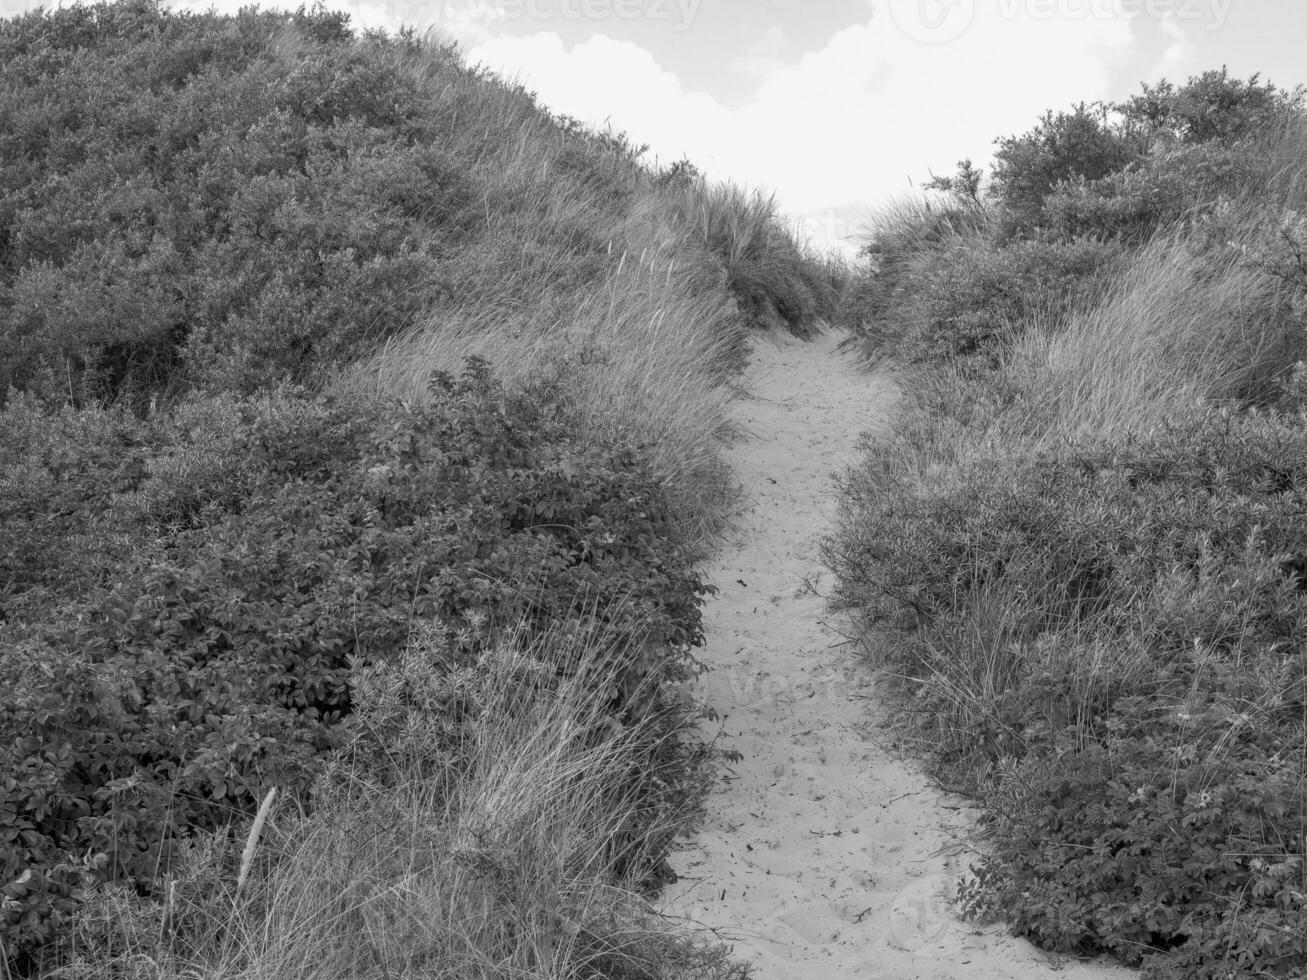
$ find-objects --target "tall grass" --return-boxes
[668,181,838,336]
[980,231,1299,450]
[337,197,747,548]
[49,618,741,980]
[328,44,841,549]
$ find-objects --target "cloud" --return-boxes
[466,33,730,163]
[467,1,1139,238]
[728,25,788,81]
[160,0,1150,255]
[1153,15,1199,78]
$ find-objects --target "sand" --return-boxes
[660,328,1135,980]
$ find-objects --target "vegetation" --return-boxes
[829,68,1307,979]
[0,1,834,975]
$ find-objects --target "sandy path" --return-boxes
[660,328,1133,980]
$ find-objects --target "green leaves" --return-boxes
[834,410,1307,978]
[0,361,710,970]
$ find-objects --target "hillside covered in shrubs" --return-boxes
[829,70,1307,979]
[0,2,837,976]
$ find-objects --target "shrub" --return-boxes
[0,1,481,404]
[671,180,834,335]
[1042,135,1289,247]
[0,394,158,624]
[991,102,1143,237]
[0,360,712,973]
[1118,68,1304,147]
[0,3,769,975]
[41,622,736,980]
[832,63,1307,980]
[0,1,766,408]
[882,236,1121,363]
[828,410,1307,977]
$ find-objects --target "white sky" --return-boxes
[13,0,1307,255]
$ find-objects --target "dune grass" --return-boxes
[336,195,749,548]
[46,620,743,980]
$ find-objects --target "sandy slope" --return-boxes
[660,328,1134,980]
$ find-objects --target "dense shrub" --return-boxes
[0,2,811,975]
[990,102,1142,237]
[0,2,469,402]
[983,72,1302,244]
[0,394,158,623]
[845,69,1307,368]
[828,410,1307,977]
[0,0,827,413]
[0,0,671,405]
[0,360,712,971]
[1119,68,1304,147]
[869,235,1121,363]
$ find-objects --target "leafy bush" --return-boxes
[40,622,734,980]
[0,3,789,975]
[1044,144,1248,245]
[0,0,828,413]
[0,360,712,972]
[828,410,1307,977]
[0,394,157,623]
[873,235,1121,363]
[0,1,705,407]
[1119,68,1304,147]
[990,102,1142,237]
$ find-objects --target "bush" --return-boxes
[40,622,735,980]
[0,360,713,973]
[0,394,157,624]
[827,410,1307,977]
[1119,68,1303,147]
[671,180,835,335]
[832,63,1307,980]
[877,235,1121,363]
[991,102,1142,237]
[0,3,774,975]
[0,1,478,403]
[0,1,739,407]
